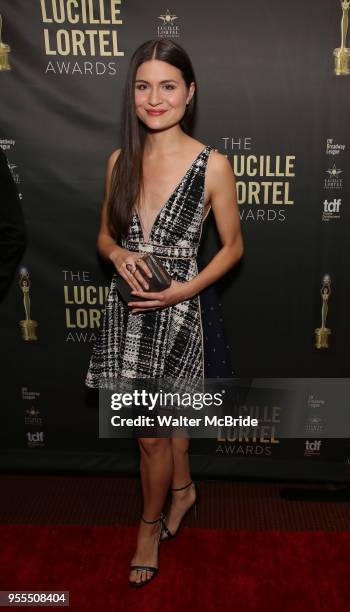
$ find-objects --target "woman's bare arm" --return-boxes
[96,149,151,291]
[96,148,127,263]
[186,150,243,298]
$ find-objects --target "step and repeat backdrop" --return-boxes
[1,0,349,479]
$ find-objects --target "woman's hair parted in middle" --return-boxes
[107,38,197,242]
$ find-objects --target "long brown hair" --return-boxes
[107,38,197,242]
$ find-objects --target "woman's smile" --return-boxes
[146,109,168,116]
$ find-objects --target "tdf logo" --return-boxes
[322,198,341,221]
[304,440,322,456]
[323,198,341,213]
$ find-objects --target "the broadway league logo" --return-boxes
[322,197,342,221]
[22,387,40,400]
[157,9,180,38]
[334,0,350,75]
[314,275,331,349]
[304,440,322,457]
[18,268,38,341]
[324,164,343,189]
[0,14,11,71]
[326,138,346,155]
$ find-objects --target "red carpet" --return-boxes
[1,525,349,611]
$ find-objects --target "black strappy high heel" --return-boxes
[129,512,164,588]
[161,480,199,541]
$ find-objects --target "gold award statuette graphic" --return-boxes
[334,0,350,75]
[314,275,331,349]
[18,269,38,341]
[0,14,11,71]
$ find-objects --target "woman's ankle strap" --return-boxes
[171,480,193,491]
[141,512,164,524]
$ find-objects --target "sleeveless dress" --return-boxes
[85,144,214,388]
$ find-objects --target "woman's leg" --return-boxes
[129,436,173,585]
[160,436,196,539]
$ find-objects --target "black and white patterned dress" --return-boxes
[85,144,214,388]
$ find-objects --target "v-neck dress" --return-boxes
[85,144,213,388]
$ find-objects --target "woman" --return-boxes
[85,38,243,587]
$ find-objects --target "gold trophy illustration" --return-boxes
[314,275,331,349]
[334,0,350,75]
[0,14,11,71]
[18,268,38,341]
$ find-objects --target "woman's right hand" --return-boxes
[110,248,153,292]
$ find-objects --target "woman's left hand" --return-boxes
[128,280,191,313]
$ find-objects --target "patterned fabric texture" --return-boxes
[85,144,214,388]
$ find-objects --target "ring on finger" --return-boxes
[126,263,136,273]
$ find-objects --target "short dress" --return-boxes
[85,144,214,388]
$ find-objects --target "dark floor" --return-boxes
[0,475,349,530]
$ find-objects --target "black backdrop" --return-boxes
[1,0,349,480]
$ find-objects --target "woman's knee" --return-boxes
[170,436,190,454]
[139,437,170,456]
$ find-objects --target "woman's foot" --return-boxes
[129,515,163,586]
[160,481,197,540]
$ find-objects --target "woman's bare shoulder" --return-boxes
[187,139,228,166]
[205,149,235,201]
[189,137,208,151]
[208,147,230,164]
[207,148,234,177]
